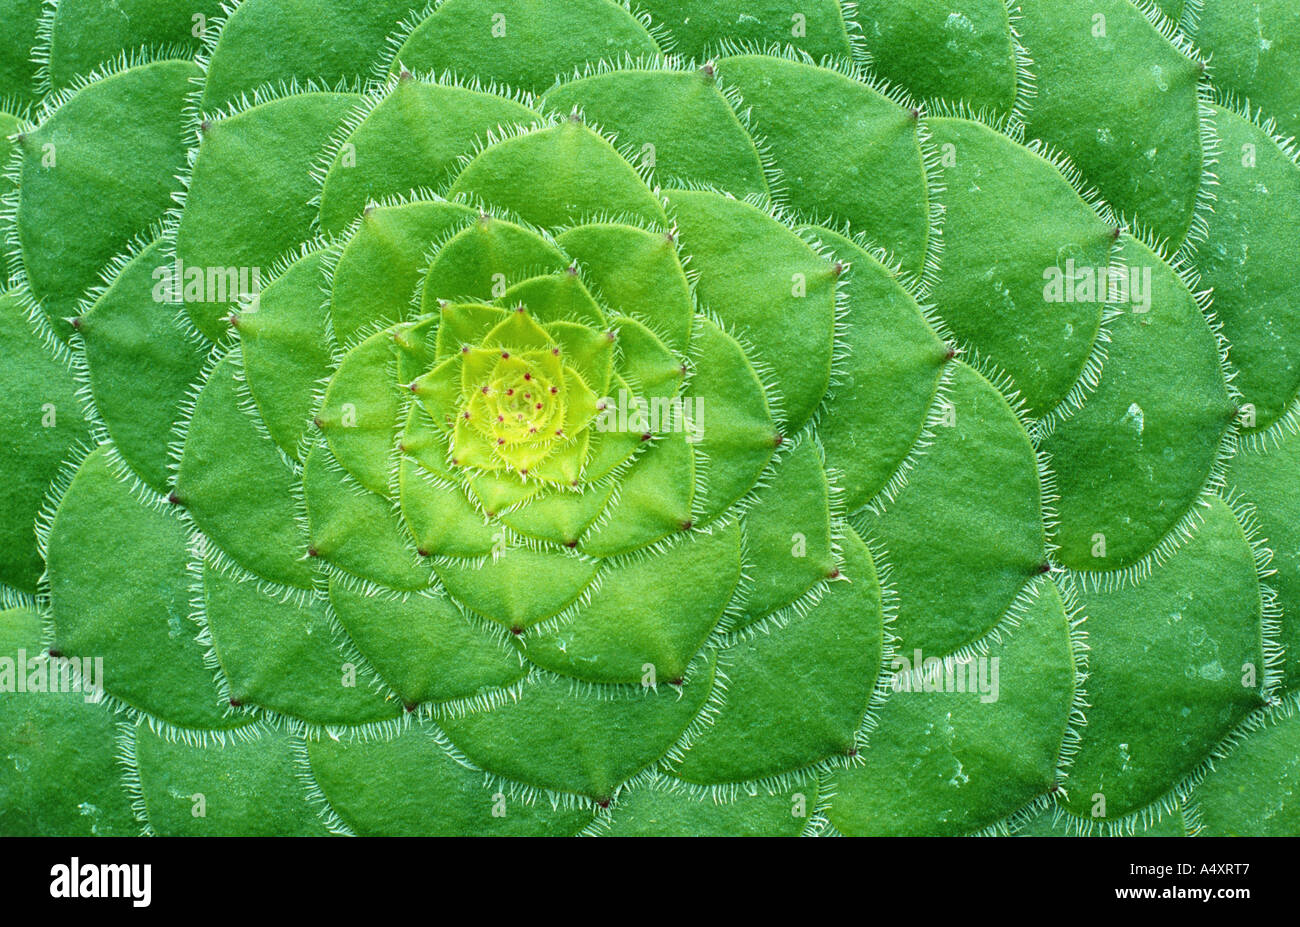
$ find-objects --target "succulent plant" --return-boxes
[1,0,1298,838]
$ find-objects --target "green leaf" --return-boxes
[201,565,400,724]
[827,577,1077,836]
[1195,0,1300,142]
[637,0,855,61]
[439,651,717,801]
[667,189,835,432]
[581,430,695,556]
[433,546,599,631]
[673,527,884,782]
[329,578,526,707]
[318,79,539,235]
[1191,695,1300,837]
[853,0,1021,118]
[854,363,1046,655]
[131,722,330,836]
[0,0,45,106]
[41,0,222,91]
[557,223,694,353]
[737,440,836,626]
[1019,0,1205,248]
[177,91,358,340]
[318,331,401,497]
[304,443,434,591]
[0,607,136,836]
[605,771,819,836]
[200,0,414,110]
[306,721,595,836]
[448,121,667,229]
[1226,429,1300,688]
[524,522,741,683]
[176,354,315,589]
[543,67,768,198]
[421,215,569,310]
[16,58,198,332]
[331,200,475,344]
[1065,498,1267,821]
[0,292,90,592]
[1195,105,1300,432]
[47,447,235,729]
[1044,236,1234,571]
[928,116,1112,416]
[236,249,332,459]
[811,226,946,510]
[718,55,933,277]
[389,0,661,95]
[78,237,206,491]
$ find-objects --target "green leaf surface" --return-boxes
[1195,104,1300,432]
[306,721,594,836]
[0,0,44,106]
[1065,498,1267,821]
[0,607,136,836]
[439,651,717,801]
[17,58,198,332]
[329,579,525,706]
[637,0,855,61]
[854,0,1020,118]
[449,121,667,229]
[827,577,1076,836]
[580,430,695,556]
[176,354,315,589]
[1045,236,1234,572]
[1226,430,1300,688]
[524,522,741,683]
[390,0,661,95]
[318,79,539,235]
[1192,696,1300,837]
[304,443,434,591]
[557,223,694,353]
[673,527,883,782]
[421,215,569,309]
[47,447,234,729]
[812,227,946,510]
[79,237,206,491]
[928,116,1112,416]
[1195,0,1300,142]
[681,317,776,523]
[0,292,90,592]
[132,723,330,836]
[177,91,358,340]
[201,565,400,724]
[200,0,414,111]
[854,362,1046,656]
[319,331,401,497]
[1019,0,1204,248]
[737,440,836,626]
[543,67,768,197]
[667,188,834,431]
[237,249,332,459]
[332,200,475,344]
[42,0,222,90]
[433,547,599,631]
[606,771,819,836]
[718,55,933,277]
